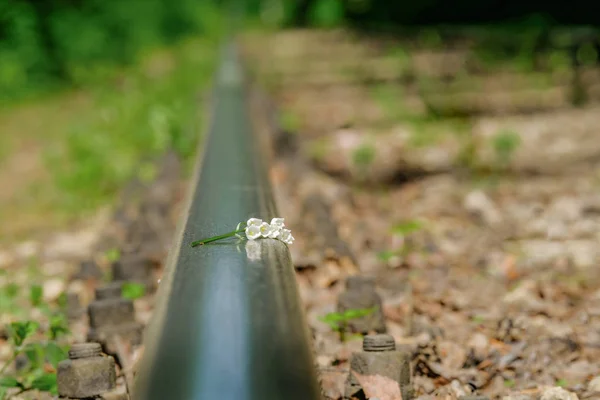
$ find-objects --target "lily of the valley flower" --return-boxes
[247,218,263,227]
[259,222,272,237]
[245,224,261,240]
[191,217,293,247]
[279,228,294,245]
[267,217,285,239]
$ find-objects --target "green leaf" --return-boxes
[319,312,345,323]
[319,307,377,332]
[342,307,376,320]
[8,321,39,346]
[30,373,57,392]
[0,377,22,388]
[24,343,44,370]
[325,321,341,330]
[122,282,145,300]
[493,130,521,164]
[391,220,423,236]
[45,342,67,368]
[30,285,43,307]
[318,313,344,330]
[377,250,397,262]
[57,292,68,309]
[556,378,568,387]
[48,314,69,340]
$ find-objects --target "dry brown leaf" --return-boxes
[353,372,403,400]
[320,370,346,400]
[500,254,520,281]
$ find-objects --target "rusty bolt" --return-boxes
[363,334,396,352]
[57,342,116,398]
[345,334,412,400]
[69,343,102,359]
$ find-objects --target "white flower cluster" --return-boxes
[244,217,294,245]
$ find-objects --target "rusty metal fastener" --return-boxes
[69,343,102,359]
[57,342,116,398]
[363,334,396,352]
[345,334,412,400]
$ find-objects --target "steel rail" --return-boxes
[132,43,321,400]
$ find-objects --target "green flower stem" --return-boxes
[191,228,246,247]
[0,351,19,375]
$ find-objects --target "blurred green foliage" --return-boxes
[493,129,521,166]
[2,0,597,103]
[42,37,218,215]
[319,306,377,341]
[0,0,223,102]
[0,284,71,399]
[351,142,376,168]
[122,282,146,300]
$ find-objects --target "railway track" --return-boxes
[132,42,322,400]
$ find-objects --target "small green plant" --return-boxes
[0,283,71,399]
[471,315,486,324]
[377,250,399,262]
[122,282,146,300]
[29,285,43,308]
[105,248,121,263]
[280,109,300,134]
[0,319,68,399]
[351,143,376,169]
[391,219,423,236]
[0,283,21,315]
[377,246,413,264]
[319,307,377,342]
[503,379,516,388]
[493,130,521,166]
[556,378,568,387]
[377,219,425,265]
